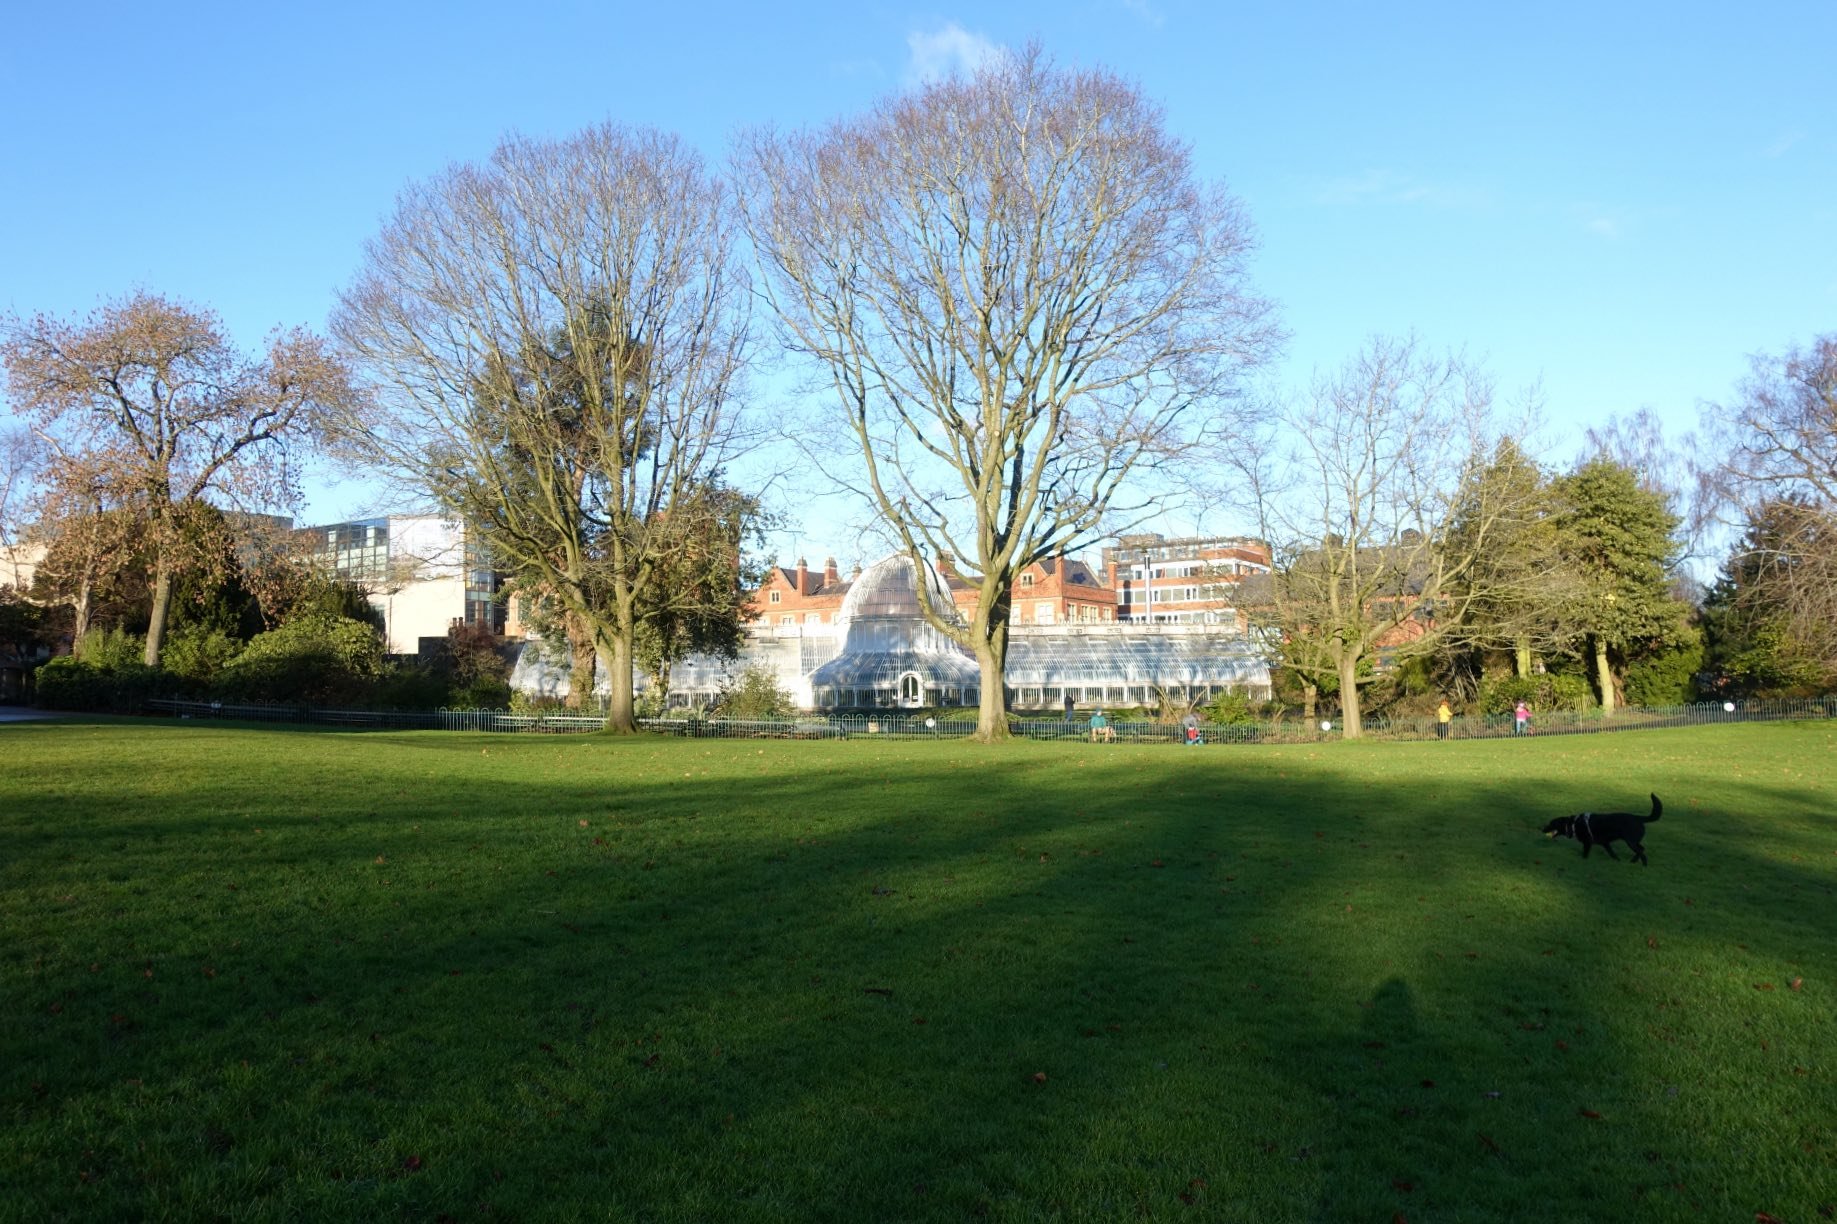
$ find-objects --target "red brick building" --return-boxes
[747,553,1117,628]
[752,557,851,627]
[1101,533,1271,629]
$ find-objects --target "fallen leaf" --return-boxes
[403,1155,424,1172]
[1757,1213,1782,1223]
[1556,1040,1570,1052]
[1647,936,1659,949]
[1478,1132,1501,1152]
[1790,978,1804,992]
[1392,1179,1415,1192]
[1579,1109,1602,1120]
[1032,1071,1048,1084]
[1420,1079,1435,1088]
[1754,982,1775,991]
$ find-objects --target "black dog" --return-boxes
[1542,794,1663,865]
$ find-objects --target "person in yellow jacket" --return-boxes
[1436,699,1453,741]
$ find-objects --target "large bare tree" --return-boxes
[740,47,1278,741]
[1231,336,1521,737]
[1697,333,1837,678]
[331,124,755,732]
[2,294,354,665]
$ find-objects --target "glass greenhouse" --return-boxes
[511,552,1271,712]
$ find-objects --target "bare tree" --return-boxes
[1697,333,1837,676]
[739,46,1278,741]
[331,124,756,733]
[1231,336,1514,737]
[2,294,354,665]
[23,460,145,650]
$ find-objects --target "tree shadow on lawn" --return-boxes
[5,737,1834,1220]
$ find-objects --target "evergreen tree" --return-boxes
[1551,459,1687,715]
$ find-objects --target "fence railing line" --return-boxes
[141,697,1836,742]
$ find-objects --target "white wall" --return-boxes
[373,574,467,654]
[388,517,467,579]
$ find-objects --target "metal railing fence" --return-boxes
[141,696,1836,743]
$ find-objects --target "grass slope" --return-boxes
[2,719,1833,1221]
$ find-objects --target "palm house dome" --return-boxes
[807,553,980,708]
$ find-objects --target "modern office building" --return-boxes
[1102,533,1271,627]
[303,515,503,654]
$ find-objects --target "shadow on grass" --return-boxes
[3,727,1833,1220]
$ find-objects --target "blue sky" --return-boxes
[4,1,1831,568]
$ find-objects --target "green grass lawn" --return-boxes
[2,718,1833,1221]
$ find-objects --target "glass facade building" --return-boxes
[518,552,1270,712]
[806,554,982,708]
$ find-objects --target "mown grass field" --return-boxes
[2,717,1833,1221]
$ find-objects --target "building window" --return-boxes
[769,590,781,604]
[805,612,821,624]
[1020,573,1035,588]
[899,673,921,707]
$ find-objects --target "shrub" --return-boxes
[33,656,105,710]
[712,665,795,719]
[1548,674,1595,712]
[1205,689,1259,726]
[161,624,243,689]
[448,677,512,710]
[1477,675,1540,716]
[217,614,384,705]
[368,662,453,711]
[1477,672,1598,716]
[76,627,145,670]
[510,691,574,715]
[33,654,178,712]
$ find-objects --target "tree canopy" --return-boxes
[1,293,354,666]
[740,46,1278,739]
[332,124,761,732]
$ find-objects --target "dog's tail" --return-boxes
[1647,793,1662,822]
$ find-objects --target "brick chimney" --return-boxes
[795,557,808,594]
[823,557,839,586]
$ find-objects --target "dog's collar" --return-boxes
[1579,812,1592,840]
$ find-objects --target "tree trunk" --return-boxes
[1514,636,1533,679]
[1592,635,1616,717]
[1337,654,1364,738]
[972,610,1012,743]
[143,560,174,667]
[565,610,597,711]
[1302,683,1317,721]
[69,578,94,655]
[601,630,638,733]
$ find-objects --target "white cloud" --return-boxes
[1761,130,1804,159]
[1121,0,1166,27]
[904,21,1000,85]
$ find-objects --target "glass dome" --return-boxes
[808,553,981,708]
